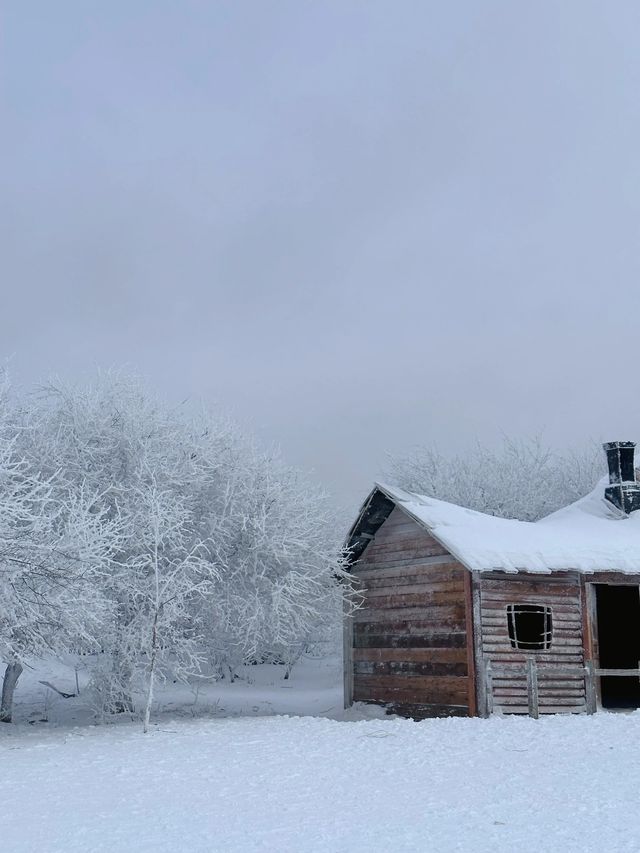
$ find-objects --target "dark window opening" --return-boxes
[595,584,640,709]
[507,604,552,650]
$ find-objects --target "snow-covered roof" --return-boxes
[374,479,640,575]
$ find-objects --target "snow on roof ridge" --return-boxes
[375,480,522,522]
[373,479,640,575]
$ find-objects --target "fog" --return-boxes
[3,2,640,507]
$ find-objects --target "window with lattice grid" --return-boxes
[507,604,552,650]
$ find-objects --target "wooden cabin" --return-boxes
[343,440,640,718]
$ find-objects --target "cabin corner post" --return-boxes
[342,598,354,709]
[463,570,478,716]
[471,572,489,717]
[582,579,599,714]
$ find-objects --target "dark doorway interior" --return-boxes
[595,584,640,709]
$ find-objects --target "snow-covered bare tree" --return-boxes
[0,374,119,722]
[385,436,602,521]
[17,370,352,721]
[120,474,219,732]
[201,457,350,679]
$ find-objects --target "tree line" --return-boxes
[0,370,352,726]
[385,435,603,521]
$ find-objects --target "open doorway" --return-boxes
[595,584,640,709]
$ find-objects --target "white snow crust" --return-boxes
[377,478,640,574]
[3,711,640,852]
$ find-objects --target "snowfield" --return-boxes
[3,710,640,852]
[3,656,640,851]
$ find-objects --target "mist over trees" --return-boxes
[0,370,352,724]
[384,436,604,522]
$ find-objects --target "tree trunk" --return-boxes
[143,612,159,734]
[0,662,23,723]
[284,645,304,680]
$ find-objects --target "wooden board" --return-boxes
[353,648,468,663]
[353,631,467,650]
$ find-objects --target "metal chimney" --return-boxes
[603,441,640,515]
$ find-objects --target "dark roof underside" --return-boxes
[345,488,396,565]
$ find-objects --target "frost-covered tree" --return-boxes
[113,475,218,733]
[385,436,602,521]
[0,376,118,722]
[201,458,349,679]
[18,371,351,720]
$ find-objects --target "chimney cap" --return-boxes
[603,440,636,451]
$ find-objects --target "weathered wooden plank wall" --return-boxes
[349,507,473,719]
[478,572,586,715]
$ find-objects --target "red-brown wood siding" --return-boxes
[349,507,473,719]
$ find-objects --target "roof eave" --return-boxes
[371,481,476,574]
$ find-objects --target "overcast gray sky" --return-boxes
[3,2,640,507]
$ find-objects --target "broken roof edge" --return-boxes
[344,481,473,572]
[372,481,476,572]
[344,486,396,565]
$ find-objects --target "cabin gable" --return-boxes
[346,505,476,719]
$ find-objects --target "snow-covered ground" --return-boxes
[3,710,640,852]
[4,655,640,852]
[9,651,351,726]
